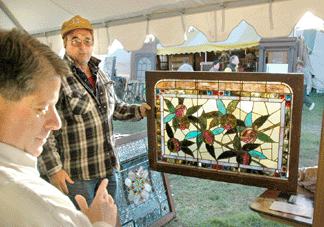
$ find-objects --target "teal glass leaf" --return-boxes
[164,99,175,112]
[216,100,226,115]
[185,131,201,139]
[212,127,225,135]
[257,132,275,143]
[249,150,267,159]
[245,112,253,127]
[164,113,175,123]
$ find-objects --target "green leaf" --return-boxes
[209,117,221,129]
[172,116,179,131]
[236,126,245,133]
[188,115,199,123]
[164,99,175,113]
[199,113,207,131]
[207,111,223,118]
[178,98,184,105]
[197,134,203,149]
[257,132,275,143]
[181,147,195,157]
[165,123,174,138]
[242,143,261,151]
[233,135,241,151]
[217,151,237,160]
[206,143,216,160]
[225,128,237,135]
[186,105,202,116]
[236,120,246,127]
[253,115,269,128]
[226,100,240,114]
[180,140,195,147]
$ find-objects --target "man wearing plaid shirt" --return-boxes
[38,15,151,209]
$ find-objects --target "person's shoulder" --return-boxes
[0,168,84,225]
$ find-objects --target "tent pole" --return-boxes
[0,0,26,32]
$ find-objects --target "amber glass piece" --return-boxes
[243,83,266,92]
[175,81,196,90]
[156,81,176,89]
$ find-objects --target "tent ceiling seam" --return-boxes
[0,0,26,32]
[30,0,289,38]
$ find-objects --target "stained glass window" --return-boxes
[146,72,304,192]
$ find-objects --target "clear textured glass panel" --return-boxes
[116,135,173,226]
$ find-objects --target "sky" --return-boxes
[296,12,324,30]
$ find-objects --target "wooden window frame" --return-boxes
[146,71,304,193]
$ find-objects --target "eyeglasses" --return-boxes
[70,38,94,47]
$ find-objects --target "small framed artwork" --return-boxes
[115,131,176,227]
[146,71,304,193]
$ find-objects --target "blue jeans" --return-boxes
[66,170,118,210]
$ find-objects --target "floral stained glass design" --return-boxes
[125,166,152,205]
[155,79,293,178]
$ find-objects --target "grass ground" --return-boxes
[113,92,323,227]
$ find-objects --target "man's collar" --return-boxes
[64,54,101,68]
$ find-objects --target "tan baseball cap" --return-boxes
[61,15,93,38]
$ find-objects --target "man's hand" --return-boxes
[140,103,151,117]
[49,169,74,195]
[75,179,117,226]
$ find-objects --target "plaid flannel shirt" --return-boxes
[38,55,143,180]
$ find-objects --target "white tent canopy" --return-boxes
[1,0,324,54]
[157,21,260,55]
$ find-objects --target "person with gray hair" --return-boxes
[177,58,194,71]
[209,60,220,72]
[224,55,239,72]
[0,29,117,226]
[296,60,315,110]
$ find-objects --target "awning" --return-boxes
[1,0,324,54]
[157,41,260,55]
